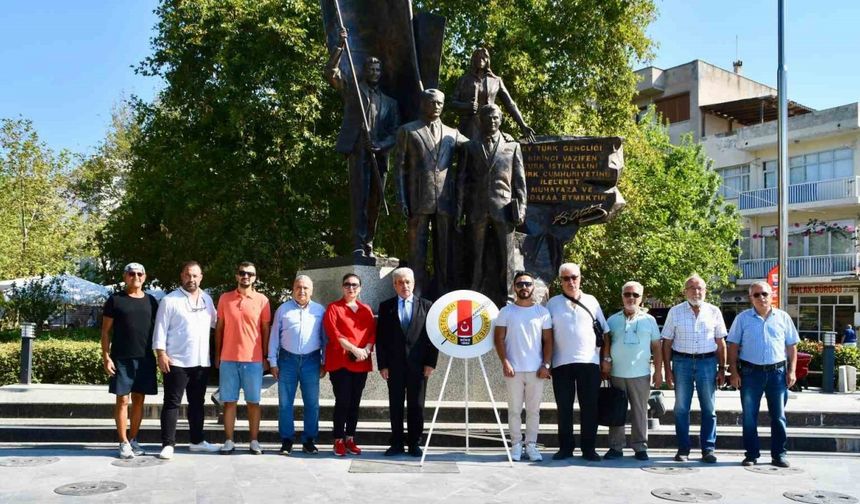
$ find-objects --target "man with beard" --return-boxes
[153,261,220,459]
[493,271,553,461]
[661,274,727,463]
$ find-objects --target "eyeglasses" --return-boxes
[343,282,360,288]
[184,295,207,313]
[560,275,580,282]
[237,271,256,277]
[622,292,641,298]
[514,281,533,289]
[752,292,770,298]
[126,272,144,278]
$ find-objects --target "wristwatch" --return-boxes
[603,357,613,363]
[542,362,551,370]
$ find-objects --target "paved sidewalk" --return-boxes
[0,445,858,503]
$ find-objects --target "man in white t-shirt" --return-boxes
[546,263,610,462]
[494,271,553,462]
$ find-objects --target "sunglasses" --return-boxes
[752,292,770,298]
[560,275,580,282]
[515,281,533,288]
[343,282,360,288]
[622,292,641,298]
[126,271,144,278]
[237,271,256,277]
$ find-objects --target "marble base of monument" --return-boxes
[297,256,402,311]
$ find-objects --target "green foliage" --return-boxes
[0,118,88,278]
[793,341,859,385]
[0,327,100,344]
[100,0,657,294]
[568,116,742,309]
[0,340,105,386]
[5,276,64,333]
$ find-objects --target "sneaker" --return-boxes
[771,457,790,468]
[701,451,717,464]
[158,445,174,460]
[130,439,145,456]
[118,442,134,459]
[742,457,757,466]
[344,438,362,455]
[525,443,542,462]
[302,441,319,455]
[333,439,346,457]
[673,451,689,462]
[603,448,623,460]
[189,440,220,453]
[249,440,263,455]
[511,442,522,461]
[634,451,650,461]
[280,440,293,455]
[220,439,235,455]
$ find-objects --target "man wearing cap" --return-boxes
[215,261,272,455]
[394,88,468,295]
[153,261,221,459]
[727,280,798,468]
[101,262,160,459]
[661,274,727,464]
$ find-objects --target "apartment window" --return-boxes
[654,93,690,124]
[716,164,750,198]
[762,219,855,258]
[739,229,751,259]
[763,160,777,188]
[787,148,853,184]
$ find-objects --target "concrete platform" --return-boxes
[0,445,858,503]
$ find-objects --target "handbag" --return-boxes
[564,293,605,347]
[598,380,628,427]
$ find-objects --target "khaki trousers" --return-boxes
[505,371,545,445]
[608,375,651,452]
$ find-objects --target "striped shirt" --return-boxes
[660,301,727,354]
[726,307,799,365]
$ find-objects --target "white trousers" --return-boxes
[505,371,544,444]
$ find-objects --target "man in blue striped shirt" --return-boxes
[727,280,798,468]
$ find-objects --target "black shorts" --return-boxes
[109,357,158,396]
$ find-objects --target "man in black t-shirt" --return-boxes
[101,262,159,459]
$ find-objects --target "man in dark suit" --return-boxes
[394,89,468,295]
[325,29,400,258]
[460,104,527,307]
[376,267,438,456]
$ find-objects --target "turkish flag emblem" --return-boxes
[456,300,473,336]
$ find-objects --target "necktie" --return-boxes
[429,122,437,141]
[400,298,411,332]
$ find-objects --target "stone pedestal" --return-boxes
[297,256,403,312]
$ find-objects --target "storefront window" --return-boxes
[789,291,857,341]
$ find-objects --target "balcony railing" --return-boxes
[737,176,859,210]
[740,253,859,279]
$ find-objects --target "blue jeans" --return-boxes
[277,349,321,442]
[740,364,788,460]
[672,355,717,454]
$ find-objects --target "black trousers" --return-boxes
[161,365,209,447]
[552,363,601,454]
[347,148,385,253]
[387,366,428,447]
[330,369,368,439]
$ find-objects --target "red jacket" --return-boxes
[323,298,376,373]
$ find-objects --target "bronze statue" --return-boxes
[394,89,467,296]
[450,48,536,142]
[460,104,527,307]
[325,29,401,258]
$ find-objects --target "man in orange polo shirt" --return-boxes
[215,261,272,454]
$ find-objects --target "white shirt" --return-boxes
[152,288,217,367]
[496,303,552,372]
[546,293,609,366]
[268,299,327,367]
[661,301,727,354]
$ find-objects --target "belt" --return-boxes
[672,350,716,359]
[740,360,786,371]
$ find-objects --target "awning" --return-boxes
[700,95,814,125]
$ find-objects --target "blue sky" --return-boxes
[1,1,858,155]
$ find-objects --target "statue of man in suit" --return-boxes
[394,88,467,296]
[460,104,527,307]
[325,29,401,258]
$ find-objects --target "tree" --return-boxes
[5,276,64,333]
[0,118,87,279]
[567,112,743,310]
[101,0,657,293]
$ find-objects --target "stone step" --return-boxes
[1,417,857,453]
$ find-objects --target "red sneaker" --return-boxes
[344,438,362,455]
[333,439,346,457]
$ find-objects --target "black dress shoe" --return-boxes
[302,441,318,454]
[280,439,293,455]
[673,451,689,462]
[552,450,573,461]
[741,457,757,466]
[771,457,790,468]
[634,451,649,461]
[701,452,717,464]
[384,446,405,457]
[408,445,423,457]
[603,449,623,460]
[582,451,602,462]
